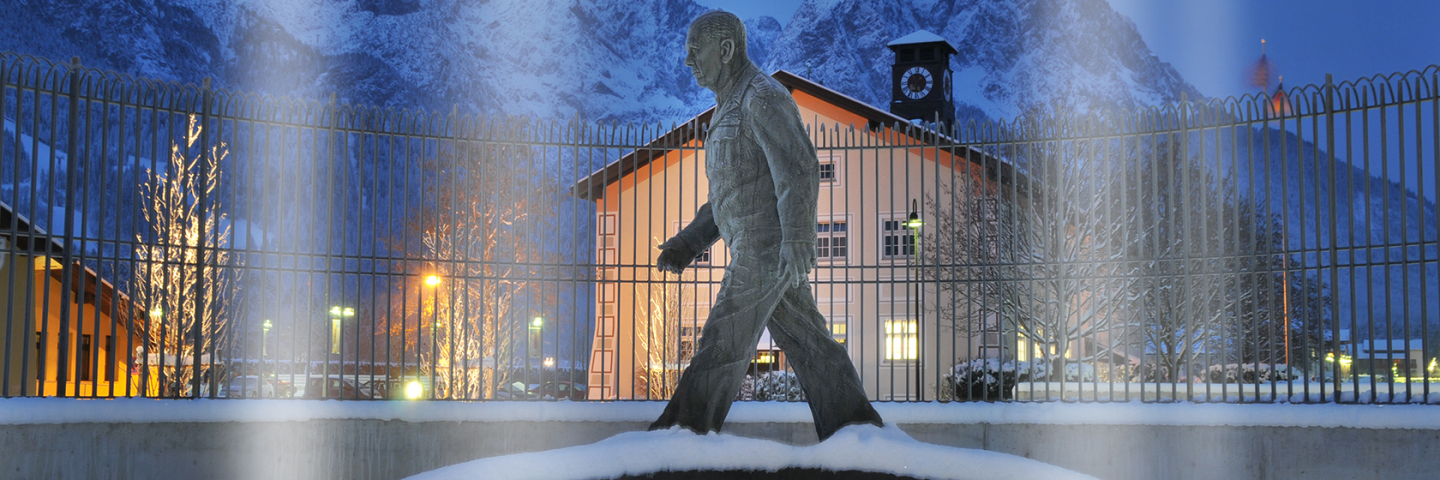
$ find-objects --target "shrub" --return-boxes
[735,371,806,402]
[1204,363,1300,383]
[944,359,1016,401]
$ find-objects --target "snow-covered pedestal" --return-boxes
[405,423,1096,480]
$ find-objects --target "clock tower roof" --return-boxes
[886,30,957,55]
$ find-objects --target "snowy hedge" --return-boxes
[735,371,806,402]
[942,360,1104,401]
[1203,363,1300,383]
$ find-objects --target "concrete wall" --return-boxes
[3,419,1437,480]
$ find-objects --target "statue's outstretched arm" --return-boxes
[656,203,721,273]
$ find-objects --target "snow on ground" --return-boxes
[404,423,1098,480]
[2,397,1439,430]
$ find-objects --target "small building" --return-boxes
[1354,339,1427,378]
[2,202,142,397]
[570,32,1026,400]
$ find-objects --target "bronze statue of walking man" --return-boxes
[649,11,884,442]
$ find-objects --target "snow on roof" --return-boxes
[887,30,957,51]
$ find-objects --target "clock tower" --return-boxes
[887,30,957,126]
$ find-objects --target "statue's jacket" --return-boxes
[676,66,820,258]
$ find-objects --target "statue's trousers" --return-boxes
[649,235,882,441]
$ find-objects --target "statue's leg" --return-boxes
[649,252,787,435]
[767,282,884,441]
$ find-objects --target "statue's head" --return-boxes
[685,11,747,91]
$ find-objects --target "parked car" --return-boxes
[227,376,275,398]
[494,381,540,400]
[539,381,587,401]
[299,376,369,399]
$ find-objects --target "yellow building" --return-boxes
[571,71,1024,400]
[2,203,141,397]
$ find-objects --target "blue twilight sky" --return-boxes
[695,0,1440,100]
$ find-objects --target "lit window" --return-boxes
[885,319,917,362]
[881,219,915,259]
[830,320,847,345]
[817,221,848,260]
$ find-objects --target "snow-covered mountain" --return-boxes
[763,0,1203,122]
[1,0,1200,124]
[2,0,1434,335]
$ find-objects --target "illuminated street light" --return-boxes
[262,319,272,356]
[425,275,442,287]
[406,380,423,399]
[330,306,354,355]
[149,308,163,319]
[529,317,544,358]
[543,357,555,368]
[905,199,924,229]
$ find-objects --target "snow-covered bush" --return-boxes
[943,359,1016,401]
[734,371,806,402]
[1204,363,1300,383]
[1011,360,1096,382]
[1095,363,1141,382]
[944,359,1111,400]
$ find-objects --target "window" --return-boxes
[898,48,915,63]
[881,219,916,259]
[884,319,918,362]
[817,153,843,187]
[80,334,92,382]
[817,221,848,260]
[829,319,847,345]
[105,335,114,381]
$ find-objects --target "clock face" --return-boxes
[901,66,933,100]
[944,69,952,101]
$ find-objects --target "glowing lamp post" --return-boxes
[907,199,923,399]
[262,319,272,356]
[529,317,544,358]
[329,306,354,355]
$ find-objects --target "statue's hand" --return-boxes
[776,242,815,288]
[656,237,698,275]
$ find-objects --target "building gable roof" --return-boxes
[2,201,144,334]
[886,30,959,54]
[568,70,1022,201]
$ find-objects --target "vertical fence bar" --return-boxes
[55,57,81,398]
[1325,74,1342,403]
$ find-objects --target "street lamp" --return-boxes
[907,199,923,400]
[329,306,354,355]
[905,199,925,230]
[262,319,272,356]
[529,317,543,358]
[424,276,441,399]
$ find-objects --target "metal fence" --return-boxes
[1,51,1437,404]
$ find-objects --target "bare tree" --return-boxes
[633,246,694,399]
[400,141,572,399]
[133,115,238,396]
[1004,122,1144,379]
[919,169,1023,354]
